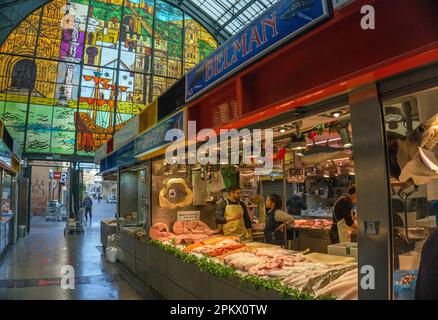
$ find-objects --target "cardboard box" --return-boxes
[399,251,421,271]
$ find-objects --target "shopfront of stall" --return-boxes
[0,120,21,261]
[98,0,438,300]
[180,0,438,300]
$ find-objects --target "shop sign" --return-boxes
[185,0,332,102]
[135,111,185,158]
[114,117,139,150]
[177,211,200,221]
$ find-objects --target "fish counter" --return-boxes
[116,226,358,300]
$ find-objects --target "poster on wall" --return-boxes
[185,0,332,102]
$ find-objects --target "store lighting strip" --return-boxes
[306,137,342,146]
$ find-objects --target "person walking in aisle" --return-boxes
[83,194,93,221]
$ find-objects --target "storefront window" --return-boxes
[1,171,13,214]
[383,87,438,300]
[146,102,359,299]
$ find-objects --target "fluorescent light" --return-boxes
[307,137,341,146]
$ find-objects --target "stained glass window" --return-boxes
[0,0,218,157]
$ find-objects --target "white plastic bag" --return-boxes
[106,247,118,263]
[106,234,118,248]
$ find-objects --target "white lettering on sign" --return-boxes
[177,211,201,221]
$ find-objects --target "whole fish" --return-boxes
[280,0,315,22]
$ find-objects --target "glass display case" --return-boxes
[0,169,14,257]
[383,88,438,300]
[118,164,151,227]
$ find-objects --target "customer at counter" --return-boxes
[215,186,252,239]
[264,194,295,245]
[330,185,357,243]
[286,192,307,216]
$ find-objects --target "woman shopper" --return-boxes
[264,194,295,245]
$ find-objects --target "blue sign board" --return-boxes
[185,0,331,102]
[135,111,185,157]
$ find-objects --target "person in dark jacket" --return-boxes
[415,229,438,299]
[83,195,93,221]
[264,194,295,245]
[286,192,307,216]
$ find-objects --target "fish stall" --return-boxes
[95,0,438,300]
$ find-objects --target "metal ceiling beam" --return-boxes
[0,0,51,46]
[165,0,232,44]
[215,0,259,34]
[0,0,231,48]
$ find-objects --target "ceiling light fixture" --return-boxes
[331,111,342,118]
[290,134,307,150]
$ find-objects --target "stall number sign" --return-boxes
[177,211,200,221]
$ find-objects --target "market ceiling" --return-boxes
[0,0,278,46]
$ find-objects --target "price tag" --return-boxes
[177,211,200,221]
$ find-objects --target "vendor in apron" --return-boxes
[330,185,358,244]
[215,186,252,240]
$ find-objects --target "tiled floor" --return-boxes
[0,201,154,300]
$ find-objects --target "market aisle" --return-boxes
[0,200,153,300]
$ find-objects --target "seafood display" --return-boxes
[293,219,333,230]
[163,235,358,300]
[149,220,219,244]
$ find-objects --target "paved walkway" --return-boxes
[0,201,153,300]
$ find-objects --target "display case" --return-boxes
[0,170,14,259]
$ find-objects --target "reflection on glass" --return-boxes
[1,171,12,214]
[384,88,438,300]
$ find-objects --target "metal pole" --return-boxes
[283,156,288,248]
[350,84,392,300]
